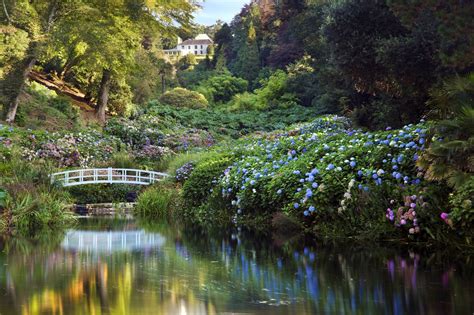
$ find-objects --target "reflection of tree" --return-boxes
[0,220,472,315]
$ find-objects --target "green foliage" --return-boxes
[3,189,75,236]
[254,70,298,109]
[175,116,471,243]
[0,150,75,235]
[196,74,248,104]
[160,150,222,176]
[183,153,233,208]
[135,183,182,219]
[110,151,136,169]
[228,92,262,111]
[13,81,80,130]
[143,103,319,140]
[428,74,474,120]
[324,0,406,94]
[67,184,140,204]
[159,87,208,109]
[176,54,198,71]
[0,188,7,209]
[0,26,29,80]
[228,70,297,111]
[449,177,474,230]
[231,21,261,85]
[418,107,474,189]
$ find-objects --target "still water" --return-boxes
[0,218,472,315]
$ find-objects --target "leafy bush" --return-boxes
[67,184,141,204]
[135,183,182,219]
[2,190,76,235]
[110,151,136,169]
[197,74,248,104]
[177,116,471,243]
[228,92,262,111]
[105,116,164,149]
[183,153,233,208]
[254,70,298,109]
[175,162,194,183]
[418,107,474,188]
[0,151,76,235]
[160,87,208,109]
[449,177,474,230]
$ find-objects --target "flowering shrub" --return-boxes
[134,145,171,161]
[21,129,122,167]
[176,162,195,183]
[386,195,422,235]
[182,116,464,240]
[105,117,165,149]
[105,115,215,153]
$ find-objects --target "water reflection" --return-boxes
[0,218,472,315]
[61,230,166,252]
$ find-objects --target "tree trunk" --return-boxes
[5,55,37,123]
[96,69,112,123]
[161,74,165,94]
[4,1,57,123]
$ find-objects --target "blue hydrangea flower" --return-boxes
[294,203,300,209]
[350,161,356,168]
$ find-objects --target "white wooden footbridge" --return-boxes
[50,168,169,187]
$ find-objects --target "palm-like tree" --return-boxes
[419,106,474,188]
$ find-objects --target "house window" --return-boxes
[189,46,191,49]
[195,45,197,49]
[195,50,198,54]
[201,45,203,49]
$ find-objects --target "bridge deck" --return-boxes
[51,168,169,187]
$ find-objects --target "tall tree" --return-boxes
[232,21,261,84]
[1,0,80,123]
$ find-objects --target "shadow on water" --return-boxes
[0,217,472,315]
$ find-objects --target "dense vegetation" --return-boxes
[0,0,472,247]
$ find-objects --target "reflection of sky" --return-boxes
[61,230,166,252]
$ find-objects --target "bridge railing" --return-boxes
[50,168,169,187]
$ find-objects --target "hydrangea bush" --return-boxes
[176,162,195,183]
[19,129,122,167]
[182,116,462,240]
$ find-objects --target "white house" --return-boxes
[164,34,213,57]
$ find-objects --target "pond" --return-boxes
[0,218,472,314]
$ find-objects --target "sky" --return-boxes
[194,0,250,26]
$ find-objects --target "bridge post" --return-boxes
[108,167,112,183]
[65,172,69,186]
[94,169,98,182]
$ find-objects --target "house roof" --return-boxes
[180,39,213,46]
